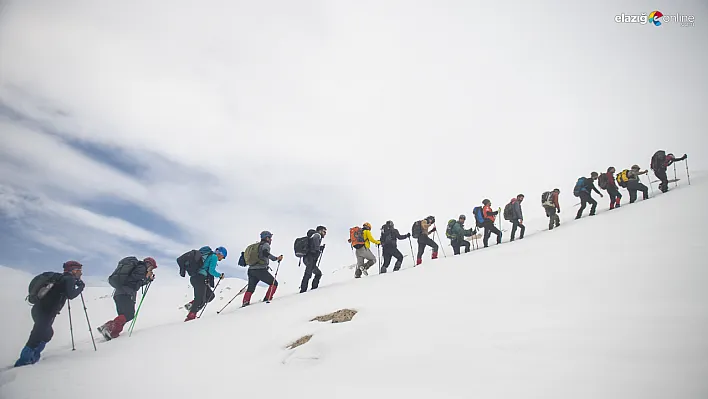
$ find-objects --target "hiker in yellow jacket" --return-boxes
[351,222,380,278]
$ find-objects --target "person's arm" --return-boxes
[590,181,602,195]
[260,242,278,262]
[553,193,560,212]
[64,276,84,300]
[365,229,381,245]
[204,254,221,278]
[310,233,322,253]
[395,229,408,240]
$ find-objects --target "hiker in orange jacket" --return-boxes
[482,199,502,248]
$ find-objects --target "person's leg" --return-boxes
[588,196,598,215]
[483,225,492,247]
[608,188,617,209]
[461,240,471,253]
[510,220,518,241]
[242,269,261,306]
[424,235,439,258]
[628,187,637,203]
[545,207,554,230]
[363,247,376,269]
[257,269,277,301]
[300,258,314,293]
[190,275,207,312]
[518,223,525,239]
[490,224,502,244]
[451,241,461,255]
[392,248,404,271]
[576,193,588,219]
[355,247,365,277]
[381,248,393,272]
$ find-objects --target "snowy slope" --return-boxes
[1,177,707,399]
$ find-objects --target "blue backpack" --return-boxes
[472,206,485,228]
[573,177,586,197]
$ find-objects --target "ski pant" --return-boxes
[482,221,502,247]
[576,192,597,218]
[607,187,622,209]
[655,168,669,192]
[245,268,277,303]
[416,235,438,259]
[300,253,322,293]
[510,220,525,240]
[26,306,56,349]
[190,274,215,313]
[545,206,560,229]
[627,179,649,203]
[114,294,136,322]
[381,246,404,272]
[355,246,377,277]
[451,239,470,255]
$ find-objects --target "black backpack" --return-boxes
[597,173,608,190]
[411,220,422,239]
[651,150,666,171]
[27,272,63,305]
[503,201,514,221]
[176,249,205,278]
[541,191,553,204]
[294,229,317,258]
[108,257,141,289]
[380,225,396,246]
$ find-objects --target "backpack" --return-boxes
[108,256,141,289]
[445,219,457,239]
[651,150,666,171]
[411,220,422,239]
[244,242,262,266]
[379,225,396,246]
[472,206,485,228]
[503,201,515,221]
[294,229,316,258]
[176,246,212,277]
[573,177,586,197]
[598,173,608,190]
[541,191,554,207]
[616,170,629,188]
[26,272,63,305]
[349,226,365,249]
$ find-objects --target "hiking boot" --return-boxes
[241,302,250,307]
[431,251,438,259]
[359,265,368,276]
[97,321,114,341]
[380,267,387,274]
[14,346,37,367]
[184,312,197,322]
[184,300,194,312]
[416,258,422,266]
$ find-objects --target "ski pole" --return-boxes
[265,260,281,302]
[80,293,97,351]
[685,158,691,185]
[434,230,447,258]
[67,299,75,351]
[377,245,381,274]
[408,237,416,267]
[129,281,152,337]
[673,163,678,188]
[217,284,248,314]
[198,275,223,318]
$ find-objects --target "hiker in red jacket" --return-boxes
[482,199,502,248]
[606,167,622,210]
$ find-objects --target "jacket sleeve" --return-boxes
[394,229,407,240]
[590,181,601,195]
[260,242,278,262]
[64,276,84,300]
[513,202,523,220]
[127,263,149,289]
[552,192,560,211]
[203,254,221,278]
[364,229,380,245]
[483,206,492,220]
[310,233,322,253]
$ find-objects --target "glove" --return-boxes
[406,233,411,238]
[320,244,326,251]
[76,279,85,288]
[219,273,225,279]
[600,193,604,198]
[277,255,284,262]
[557,209,561,213]
[429,227,437,233]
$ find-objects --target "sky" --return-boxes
[1,0,706,285]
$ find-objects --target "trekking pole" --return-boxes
[198,275,222,318]
[673,163,678,188]
[129,281,152,337]
[317,246,325,267]
[434,230,447,257]
[265,261,281,302]
[685,158,691,185]
[644,174,654,196]
[408,237,416,267]
[217,283,248,314]
[67,299,75,351]
[79,293,97,351]
[377,245,381,274]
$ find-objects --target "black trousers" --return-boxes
[627,180,649,203]
[26,306,56,349]
[510,220,525,240]
[451,239,471,255]
[300,253,322,293]
[114,294,136,322]
[416,235,438,259]
[482,221,501,247]
[545,206,560,229]
[381,246,404,271]
[655,168,669,192]
[247,268,277,293]
[576,192,597,218]
[607,186,622,208]
[190,274,215,313]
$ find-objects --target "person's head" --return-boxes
[215,246,228,261]
[458,214,466,223]
[260,231,273,243]
[63,260,83,278]
[553,188,560,193]
[482,199,491,206]
[363,222,372,230]
[386,220,394,229]
[143,257,158,271]
[516,194,525,202]
[426,215,435,224]
[608,167,615,174]
[631,164,640,171]
[590,172,599,180]
[316,225,327,237]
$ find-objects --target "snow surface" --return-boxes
[1,176,708,399]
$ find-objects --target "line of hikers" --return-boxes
[14,149,688,367]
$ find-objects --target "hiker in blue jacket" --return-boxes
[185,246,226,321]
[575,172,603,219]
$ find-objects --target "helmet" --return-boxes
[63,260,83,272]
[363,222,372,230]
[143,257,157,269]
[459,214,466,220]
[215,246,228,258]
[631,164,640,170]
[260,231,273,240]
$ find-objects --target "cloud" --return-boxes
[0,0,706,285]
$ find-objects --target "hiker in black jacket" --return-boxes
[651,151,687,193]
[15,261,85,367]
[379,221,410,273]
[300,225,327,293]
[576,172,603,219]
[98,257,157,340]
[243,231,284,306]
[509,194,525,241]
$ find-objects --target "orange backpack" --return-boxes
[349,227,365,249]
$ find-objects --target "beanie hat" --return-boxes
[63,260,83,272]
[143,257,157,269]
